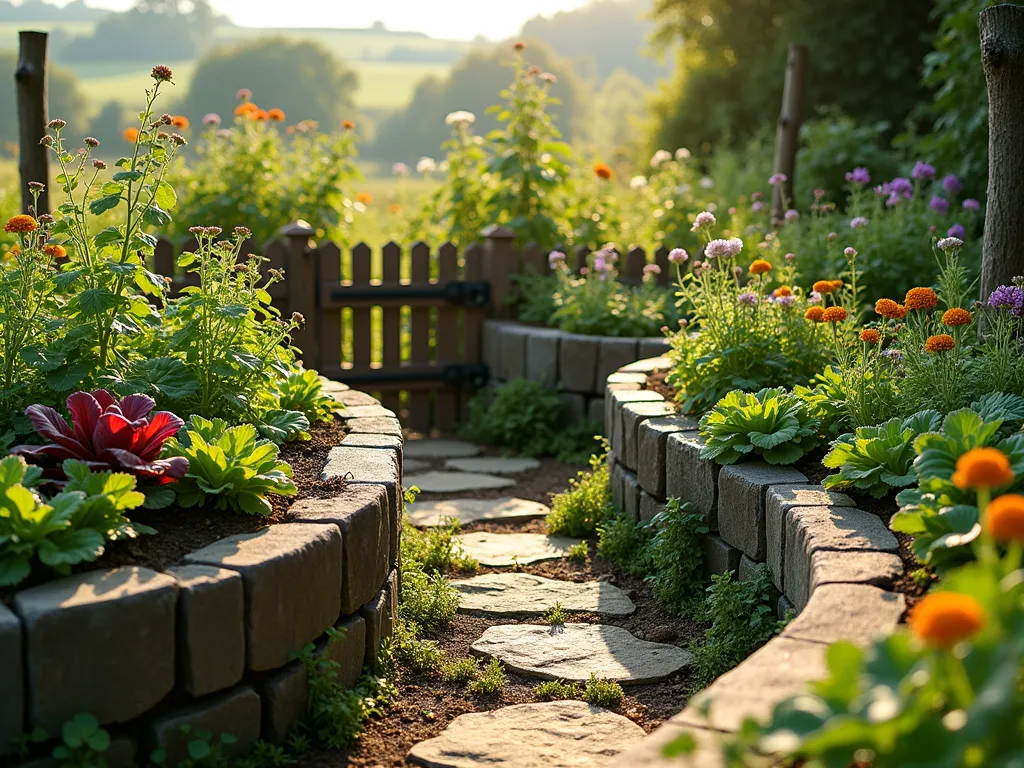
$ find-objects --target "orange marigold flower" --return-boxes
[830,280,844,292]
[910,592,985,648]
[822,306,848,323]
[804,306,825,322]
[268,108,286,122]
[942,308,972,327]
[986,493,1024,543]
[171,115,189,129]
[235,102,258,117]
[952,447,1014,490]
[874,298,908,319]
[356,191,373,205]
[9,244,19,255]
[5,214,38,233]
[906,286,939,310]
[594,161,612,180]
[749,259,772,275]
[812,280,835,294]
[773,286,793,297]
[925,334,955,353]
[860,328,880,344]
[389,203,402,214]
[342,120,355,130]
[123,127,140,143]
[251,109,269,121]
[42,244,67,258]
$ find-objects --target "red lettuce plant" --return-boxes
[13,391,188,493]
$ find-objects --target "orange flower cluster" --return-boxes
[123,127,140,143]
[267,108,286,122]
[942,308,972,327]
[925,334,955,353]
[987,493,1024,542]
[593,162,612,180]
[875,298,908,319]
[342,120,355,130]
[773,286,792,297]
[749,259,772,275]
[952,447,1014,490]
[804,306,825,322]
[235,102,258,118]
[43,244,67,258]
[171,115,189,129]
[822,306,848,323]
[910,592,985,648]
[906,286,939,310]
[356,191,373,205]
[859,328,880,344]
[812,280,835,294]
[5,214,38,233]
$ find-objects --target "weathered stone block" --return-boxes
[15,568,176,732]
[498,324,529,381]
[0,604,22,756]
[186,524,343,671]
[525,328,561,384]
[777,594,795,621]
[718,463,808,561]
[783,584,905,646]
[166,565,245,697]
[338,404,397,420]
[360,570,397,672]
[335,390,378,407]
[482,319,512,375]
[737,554,764,583]
[560,334,601,393]
[610,390,664,458]
[809,549,904,597]
[344,416,403,438]
[150,687,261,765]
[637,415,699,499]
[638,338,671,360]
[323,445,400,564]
[558,392,586,425]
[665,433,720,527]
[639,491,664,523]
[597,338,640,385]
[783,506,900,610]
[765,484,855,593]
[587,397,605,425]
[338,433,403,474]
[610,460,626,513]
[621,401,674,472]
[703,534,741,578]
[622,469,642,522]
[607,371,648,386]
[290,484,390,614]
[621,356,672,373]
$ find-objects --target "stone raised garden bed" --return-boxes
[0,382,401,767]
[603,358,908,766]
[482,320,669,424]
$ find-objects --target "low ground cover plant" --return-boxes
[545,445,612,536]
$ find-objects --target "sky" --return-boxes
[56,0,595,40]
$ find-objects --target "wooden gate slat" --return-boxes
[317,241,342,376]
[625,246,646,284]
[408,242,432,433]
[351,243,372,373]
[380,242,402,415]
[654,245,672,285]
[573,244,591,274]
[434,242,460,432]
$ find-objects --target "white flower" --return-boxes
[416,156,436,174]
[445,110,476,126]
[650,149,672,168]
[937,236,963,252]
[705,238,743,260]
[699,176,714,189]
[629,175,648,190]
[675,147,691,160]
[691,211,716,231]
[392,162,409,177]
[668,248,688,264]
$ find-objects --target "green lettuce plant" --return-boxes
[823,410,942,498]
[164,416,297,516]
[699,387,821,466]
[268,368,344,424]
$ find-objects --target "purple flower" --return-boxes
[946,223,966,240]
[774,294,796,307]
[929,196,949,214]
[592,255,607,273]
[643,263,661,276]
[844,247,858,259]
[845,167,871,185]
[963,198,981,211]
[752,201,766,213]
[784,252,796,262]
[705,238,743,260]
[738,291,758,306]
[809,291,822,304]
[548,250,566,268]
[784,208,799,222]
[203,113,221,127]
[988,284,1024,317]
[668,248,688,264]
[850,216,868,229]
[768,173,788,186]
[942,175,963,195]
[882,348,904,363]
[911,161,936,181]
[691,211,716,231]
[887,177,913,198]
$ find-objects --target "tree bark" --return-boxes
[15,30,49,216]
[770,43,808,224]
[980,4,1024,300]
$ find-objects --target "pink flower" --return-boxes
[668,248,688,264]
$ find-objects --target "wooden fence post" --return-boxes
[279,220,318,367]
[482,225,517,319]
[16,30,49,216]
[770,43,808,223]
[980,4,1024,301]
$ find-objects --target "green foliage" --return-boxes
[401,517,478,575]
[52,712,111,768]
[690,565,782,688]
[399,567,460,632]
[439,657,480,684]
[567,541,589,562]
[596,509,652,576]
[546,448,611,537]
[645,498,708,612]
[61,3,214,63]
[267,369,343,425]
[150,725,239,768]
[699,388,821,466]
[165,417,297,516]
[468,658,507,695]
[823,410,942,498]
[535,679,582,700]
[391,618,444,674]
[582,675,625,708]
[0,456,150,586]
[545,602,568,627]
[461,378,600,462]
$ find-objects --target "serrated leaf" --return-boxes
[93,226,123,249]
[153,180,177,210]
[89,193,121,215]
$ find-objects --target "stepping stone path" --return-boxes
[407,497,549,528]
[405,437,690,766]
[453,572,636,616]
[471,624,692,685]
[458,532,582,566]
[444,456,542,474]
[407,701,645,768]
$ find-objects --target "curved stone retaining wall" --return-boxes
[0,381,400,767]
[483,320,670,424]
[604,358,907,766]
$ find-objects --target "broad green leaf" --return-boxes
[88,193,121,215]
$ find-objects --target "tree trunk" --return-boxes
[15,30,49,216]
[980,4,1024,300]
[770,43,808,224]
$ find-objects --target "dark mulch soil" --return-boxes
[0,417,347,605]
[645,368,677,402]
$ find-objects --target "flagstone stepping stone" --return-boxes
[407,700,644,768]
[407,497,549,528]
[453,573,635,617]
[404,439,481,460]
[471,624,692,684]
[458,532,582,567]
[405,471,515,493]
[403,459,432,474]
[444,456,541,474]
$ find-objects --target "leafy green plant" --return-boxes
[439,656,479,684]
[699,388,821,466]
[267,368,343,424]
[233,741,294,768]
[535,679,582,701]
[545,602,568,626]
[401,517,478,575]
[567,541,589,562]
[645,498,708,613]
[546,447,611,537]
[149,725,239,768]
[582,675,624,708]
[468,658,507,695]
[596,509,651,576]
[823,410,942,498]
[391,618,443,674]
[399,567,460,631]
[164,416,297,516]
[52,713,111,768]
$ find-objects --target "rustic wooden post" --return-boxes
[980,4,1024,300]
[770,43,808,223]
[279,220,318,366]
[16,30,49,216]
[482,225,517,319]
